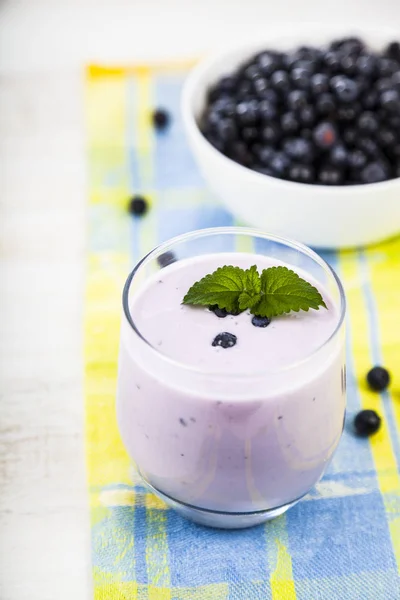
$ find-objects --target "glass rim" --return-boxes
[122,226,346,378]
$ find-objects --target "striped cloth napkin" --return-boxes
[85,63,400,600]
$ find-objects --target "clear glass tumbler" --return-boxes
[117,227,346,528]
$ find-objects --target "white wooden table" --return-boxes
[1,2,399,598]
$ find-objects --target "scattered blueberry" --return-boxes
[251,315,271,327]
[157,251,177,268]
[128,195,148,216]
[367,366,390,391]
[212,332,237,349]
[354,410,381,437]
[209,305,228,318]
[201,36,400,185]
[152,109,170,130]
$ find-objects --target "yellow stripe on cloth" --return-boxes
[85,253,131,488]
[338,248,400,571]
[363,239,400,568]
[134,68,172,597]
[267,516,297,599]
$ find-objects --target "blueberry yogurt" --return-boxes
[117,248,346,525]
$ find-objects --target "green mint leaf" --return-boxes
[238,265,261,310]
[251,266,327,318]
[182,265,257,313]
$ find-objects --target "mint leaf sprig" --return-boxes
[182,265,327,318]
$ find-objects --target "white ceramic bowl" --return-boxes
[182,25,400,249]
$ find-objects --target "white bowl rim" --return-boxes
[181,23,400,194]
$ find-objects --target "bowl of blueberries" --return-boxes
[182,26,400,248]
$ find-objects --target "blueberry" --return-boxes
[297,45,324,62]
[258,145,275,165]
[377,128,397,148]
[375,77,393,93]
[291,67,312,90]
[385,42,400,62]
[348,149,367,170]
[360,161,390,183]
[332,76,359,102]
[216,118,238,142]
[258,52,281,76]
[287,89,308,111]
[212,97,236,117]
[261,123,281,144]
[236,80,253,98]
[330,145,348,167]
[356,54,377,78]
[157,251,176,268]
[251,315,271,327]
[310,73,330,95]
[331,37,364,55]
[318,166,343,185]
[236,100,260,125]
[205,133,226,154]
[281,112,299,134]
[212,332,237,348]
[288,163,315,183]
[260,89,279,105]
[300,128,313,140]
[219,76,238,93]
[259,100,277,121]
[271,70,291,92]
[153,108,170,130]
[241,126,259,143]
[243,64,262,81]
[378,57,399,77]
[209,305,228,318]
[358,111,379,134]
[343,128,357,146]
[128,195,148,216]
[362,89,379,110]
[392,71,400,91]
[354,410,381,437]
[316,93,336,115]
[299,105,316,126]
[229,141,252,166]
[253,77,269,95]
[380,89,400,112]
[367,366,390,391]
[340,53,358,76]
[283,138,314,163]
[313,122,337,149]
[357,138,380,158]
[270,152,291,176]
[337,104,361,122]
[252,165,275,177]
[324,51,341,73]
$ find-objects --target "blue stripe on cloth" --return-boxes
[166,510,270,587]
[287,491,397,580]
[153,73,205,190]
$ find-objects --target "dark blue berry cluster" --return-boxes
[201,38,400,185]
